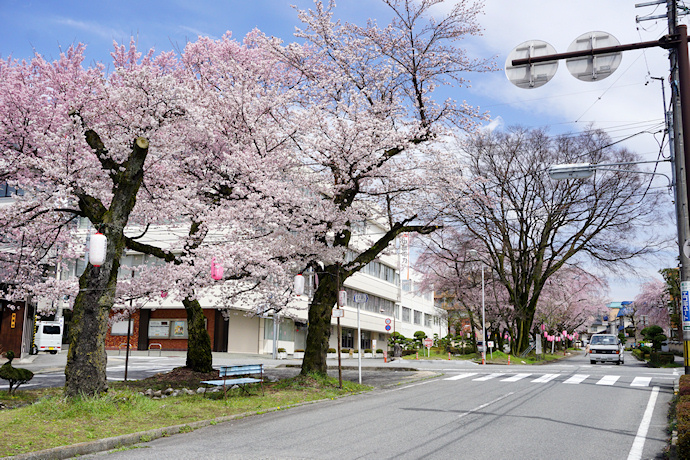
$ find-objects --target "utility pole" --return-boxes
[661,0,690,374]
[511,1,690,374]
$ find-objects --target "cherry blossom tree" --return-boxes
[634,279,670,336]
[0,43,191,396]
[535,267,608,337]
[0,36,320,393]
[267,0,495,375]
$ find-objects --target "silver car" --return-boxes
[587,334,624,365]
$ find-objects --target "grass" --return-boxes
[401,348,579,364]
[0,371,369,457]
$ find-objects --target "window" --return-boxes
[402,307,411,323]
[111,321,134,336]
[342,328,354,348]
[414,310,422,325]
[0,183,23,198]
[424,313,432,327]
[263,318,295,341]
[147,319,204,339]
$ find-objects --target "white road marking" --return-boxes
[596,375,620,386]
[531,374,559,383]
[627,386,659,460]
[501,373,531,382]
[444,373,477,381]
[473,373,504,381]
[458,392,515,419]
[631,377,652,387]
[563,374,589,384]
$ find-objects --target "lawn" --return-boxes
[0,368,369,457]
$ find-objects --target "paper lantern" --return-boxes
[338,290,347,307]
[89,233,107,267]
[211,257,224,280]
[294,274,305,295]
[541,324,546,331]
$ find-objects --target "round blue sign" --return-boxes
[385,325,391,331]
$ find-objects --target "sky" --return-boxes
[0,0,682,301]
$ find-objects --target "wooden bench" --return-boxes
[201,364,264,396]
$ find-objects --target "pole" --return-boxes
[124,311,131,381]
[666,0,690,374]
[336,264,342,389]
[357,301,362,384]
[481,264,486,365]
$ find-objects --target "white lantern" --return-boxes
[338,290,347,307]
[294,274,305,296]
[89,233,107,267]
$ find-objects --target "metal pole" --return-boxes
[357,302,362,384]
[336,263,342,389]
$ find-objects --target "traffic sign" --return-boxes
[385,318,391,325]
[385,325,391,331]
[353,293,369,303]
[423,338,433,348]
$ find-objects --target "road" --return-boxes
[73,350,677,460]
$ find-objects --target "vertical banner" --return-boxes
[400,232,410,280]
[682,281,690,331]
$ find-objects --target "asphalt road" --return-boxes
[71,350,677,460]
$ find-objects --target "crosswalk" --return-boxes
[443,372,657,387]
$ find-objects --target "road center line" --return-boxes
[627,386,659,460]
[458,392,515,419]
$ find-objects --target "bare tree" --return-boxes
[435,126,666,353]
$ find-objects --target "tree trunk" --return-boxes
[64,135,149,397]
[183,297,213,372]
[300,268,338,376]
[64,265,114,397]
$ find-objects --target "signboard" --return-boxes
[353,293,369,303]
[400,233,410,280]
[385,318,392,325]
[148,320,170,338]
[333,308,344,318]
[487,341,494,348]
[423,338,433,348]
[682,281,690,331]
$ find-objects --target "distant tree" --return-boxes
[434,127,665,353]
[641,325,667,351]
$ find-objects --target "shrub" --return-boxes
[649,352,674,366]
[277,348,286,353]
[364,349,372,353]
[327,348,337,353]
[376,349,383,354]
[677,400,690,459]
[295,349,304,353]
[0,350,34,394]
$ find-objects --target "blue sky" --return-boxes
[1,0,681,300]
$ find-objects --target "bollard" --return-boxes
[508,354,511,365]
[416,352,419,360]
[448,352,451,360]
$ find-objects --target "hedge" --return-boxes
[677,375,690,459]
[650,352,675,366]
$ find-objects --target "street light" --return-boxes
[547,159,671,185]
[469,249,486,365]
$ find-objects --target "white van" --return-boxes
[32,318,64,354]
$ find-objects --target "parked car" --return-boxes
[587,334,624,365]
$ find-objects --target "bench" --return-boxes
[201,364,264,396]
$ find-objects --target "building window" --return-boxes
[402,307,411,323]
[424,313,432,327]
[414,310,422,325]
[342,328,354,348]
[264,318,295,341]
[0,183,23,198]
